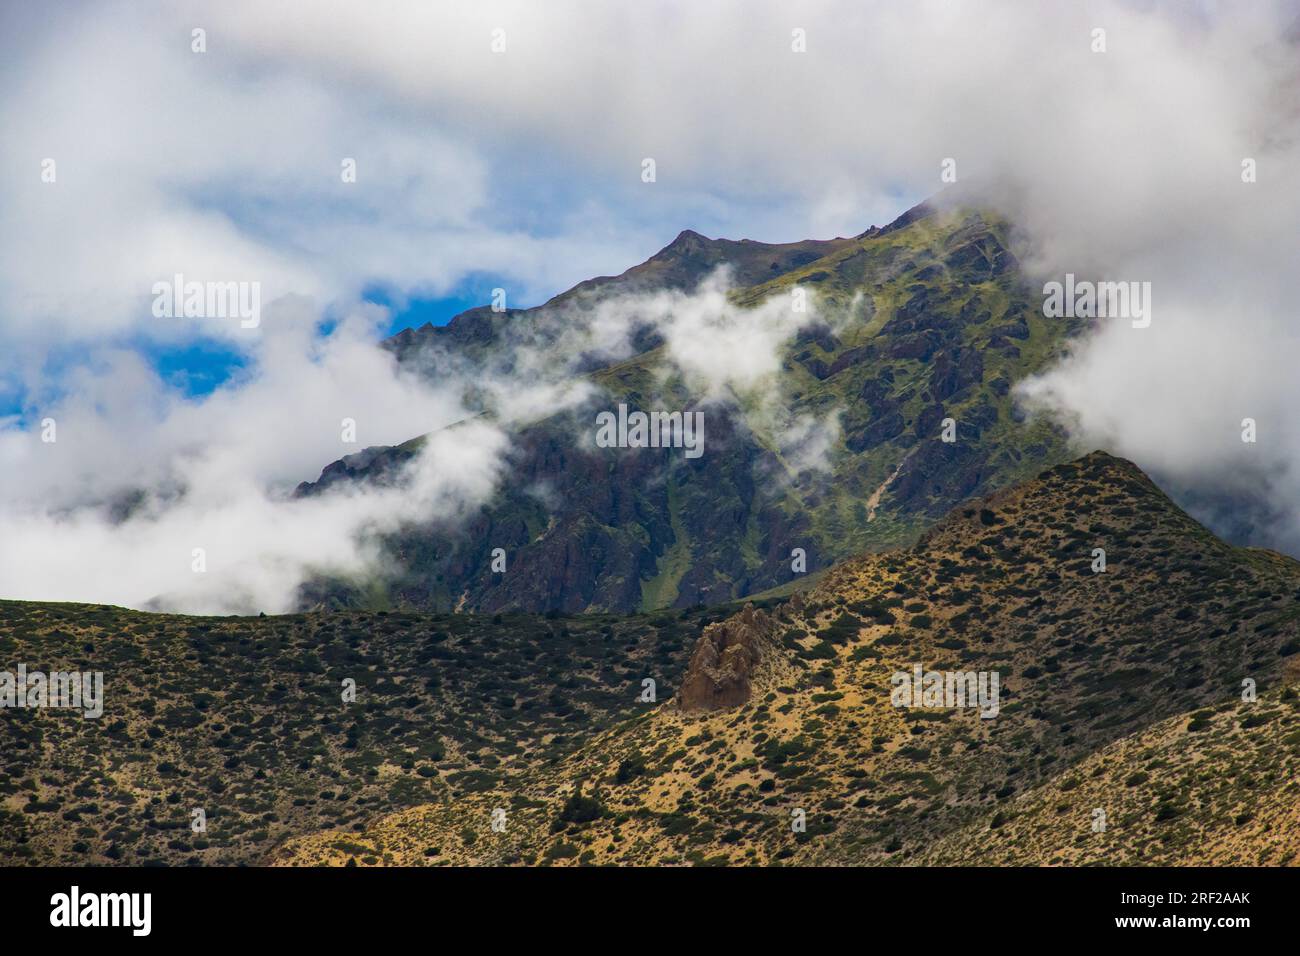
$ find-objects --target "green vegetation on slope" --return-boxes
[302,203,1087,615]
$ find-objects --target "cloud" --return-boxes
[0,264,826,612]
[0,2,662,352]
[569,267,817,400]
[10,0,1291,356]
[575,270,841,466]
[775,410,844,478]
[0,419,508,615]
[398,262,825,419]
[0,300,509,613]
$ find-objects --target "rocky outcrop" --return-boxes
[677,603,773,712]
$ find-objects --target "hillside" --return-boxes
[0,599,740,865]
[911,686,1300,866]
[271,452,1300,866]
[297,199,1084,615]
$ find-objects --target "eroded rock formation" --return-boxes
[677,603,773,712]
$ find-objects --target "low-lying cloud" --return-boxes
[0,301,509,612]
[0,272,828,612]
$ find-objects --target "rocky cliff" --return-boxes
[677,603,775,711]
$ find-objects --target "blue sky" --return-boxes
[365,270,529,337]
[0,268,530,418]
[174,272,530,399]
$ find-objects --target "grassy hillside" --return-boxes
[0,600,749,865]
[912,685,1300,866]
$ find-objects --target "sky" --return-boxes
[3,0,1300,611]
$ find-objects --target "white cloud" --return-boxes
[6,1,1297,357]
[0,419,509,615]
[0,300,509,613]
[0,261,828,612]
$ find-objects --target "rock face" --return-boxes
[677,604,772,712]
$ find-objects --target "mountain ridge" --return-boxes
[295,199,1083,616]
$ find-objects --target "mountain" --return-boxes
[297,198,1086,615]
[268,452,1300,866]
[8,453,1298,867]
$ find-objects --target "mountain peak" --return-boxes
[911,450,1192,556]
[653,228,713,259]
